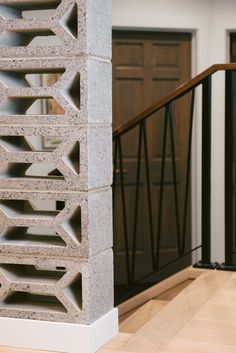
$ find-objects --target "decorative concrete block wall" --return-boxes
[0,0,113,329]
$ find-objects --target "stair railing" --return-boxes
[112,64,236,304]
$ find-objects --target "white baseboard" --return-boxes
[0,309,118,353]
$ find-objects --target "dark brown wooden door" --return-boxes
[113,31,192,284]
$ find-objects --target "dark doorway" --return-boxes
[112,31,192,300]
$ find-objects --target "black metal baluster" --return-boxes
[181,89,195,254]
[168,103,181,255]
[112,138,119,211]
[201,77,212,266]
[131,124,143,281]
[118,138,131,282]
[156,107,168,268]
[194,76,217,269]
[143,121,155,269]
[219,70,235,270]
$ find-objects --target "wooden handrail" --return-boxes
[113,63,236,139]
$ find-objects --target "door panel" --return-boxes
[113,31,192,285]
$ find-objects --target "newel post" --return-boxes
[194,76,218,269]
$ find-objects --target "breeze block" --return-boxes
[0,0,113,326]
[0,0,112,59]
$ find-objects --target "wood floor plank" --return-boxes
[161,336,236,353]
[160,272,236,353]
[194,302,236,324]
[180,319,236,346]
[161,319,236,353]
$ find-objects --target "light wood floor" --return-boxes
[2,269,236,353]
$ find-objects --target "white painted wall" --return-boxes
[112,0,236,263]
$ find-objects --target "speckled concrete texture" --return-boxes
[0,125,112,191]
[0,0,112,59]
[0,189,113,258]
[0,249,114,324]
[0,0,113,326]
[0,58,112,125]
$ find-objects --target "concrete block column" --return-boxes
[0,1,117,352]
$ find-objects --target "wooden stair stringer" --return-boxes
[118,270,231,353]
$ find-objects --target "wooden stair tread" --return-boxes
[118,267,204,318]
[120,299,168,333]
[118,270,231,353]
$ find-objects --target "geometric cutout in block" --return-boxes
[63,272,82,310]
[2,292,67,313]
[0,97,65,115]
[26,70,65,88]
[26,164,64,179]
[0,5,22,20]
[0,69,65,88]
[0,71,30,88]
[62,206,81,244]
[41,97,65,115]
[0,1,61,20]
[0,264,66,284]
[0,163,64,180]
[0,29,60,48]
[60,2,78,39]
[0,262,69,313]
[61,72,80,110]
[0,97,35,114]
[0,136,61,152]
[43,136,64,150]
[0,199,63,218]
[29,199,65,212]
[22,1,62,20]
[62,141,80,175]
[0,136,34,152]
[0,226,66,247]
[29,98,65,115]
